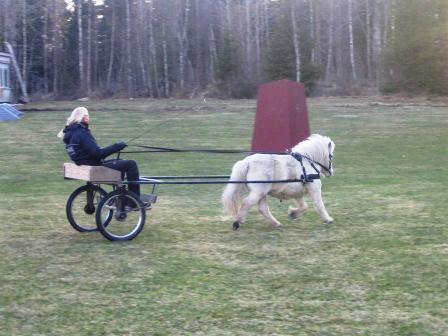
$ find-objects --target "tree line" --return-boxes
[0,0,447,100]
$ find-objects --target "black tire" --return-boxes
[66,184,110,232]
[96,189,146,241]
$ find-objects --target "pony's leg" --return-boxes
[258,197,282,228]
[233,191,262,230]
[306,183,333,223]
[288,197,308,220]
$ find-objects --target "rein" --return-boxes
[124,144,287,155]
[122,144,333,178]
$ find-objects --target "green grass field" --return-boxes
[1,97,447,335]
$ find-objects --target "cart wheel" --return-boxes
[96,190,146,241]
[66,184,111,232]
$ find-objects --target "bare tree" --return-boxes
[87,0,93,95]
[177,0,191,92]
[76,0,85,93]
[106,1,116,91]
[308,0,316,64]
[52,0,64,95]
[125,0,133,98]
[136,0,151,96]
[325,0,335,80]
[348,0,357,81]
[43,0,49,94]
[162,23,169,97]
[244,0,252,75]
[291,0,301,82]
[225,0,232,32]
[366,0,372,80]
[263,0,270,50]
[208,21,217,82]
[21,0,27,84]
[193,0,201,89]
[373,0,384,86]
[148,0,161,97]
[254,1,261,77]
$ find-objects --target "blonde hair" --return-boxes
[57,107,89,138]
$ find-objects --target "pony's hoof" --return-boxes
[232,222,240,230]
[288,212,298,220]
[325,218,334,224]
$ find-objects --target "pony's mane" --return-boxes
[291,134,332,164]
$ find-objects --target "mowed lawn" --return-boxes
[0,97,447,335]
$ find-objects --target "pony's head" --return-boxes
[293,134,335,177]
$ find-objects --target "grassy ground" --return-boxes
[0,97,447,335]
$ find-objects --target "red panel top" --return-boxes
[251,80,310,152]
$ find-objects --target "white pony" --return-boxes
[222,134,335,230]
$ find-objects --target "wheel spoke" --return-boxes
[96,190,146,241]
[66,185,108,233]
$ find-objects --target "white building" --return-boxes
[0,52,12,103]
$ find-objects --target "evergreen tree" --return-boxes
[265,11,295,82]
[216,32,240,82]
[215,31,254,98]
[384,0,448,94]
[265,6,321,95]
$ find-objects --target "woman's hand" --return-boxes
[116,142,128,150]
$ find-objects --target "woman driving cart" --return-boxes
[58,106,151,208]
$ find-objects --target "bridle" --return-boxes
[291,151,333,180]
[327,153,334,176]
[304,154,333,175]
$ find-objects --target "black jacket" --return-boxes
[62,123,125,165]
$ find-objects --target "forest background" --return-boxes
[0,0,447,100]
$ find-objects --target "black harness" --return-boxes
[291,152,333,183]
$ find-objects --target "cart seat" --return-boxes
[63,162,122,184]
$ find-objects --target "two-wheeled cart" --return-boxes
[63,162,305,241]
[64,163,159,241]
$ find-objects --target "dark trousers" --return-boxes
[103,159,140,196]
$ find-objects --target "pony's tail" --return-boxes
[222,159,249,218]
